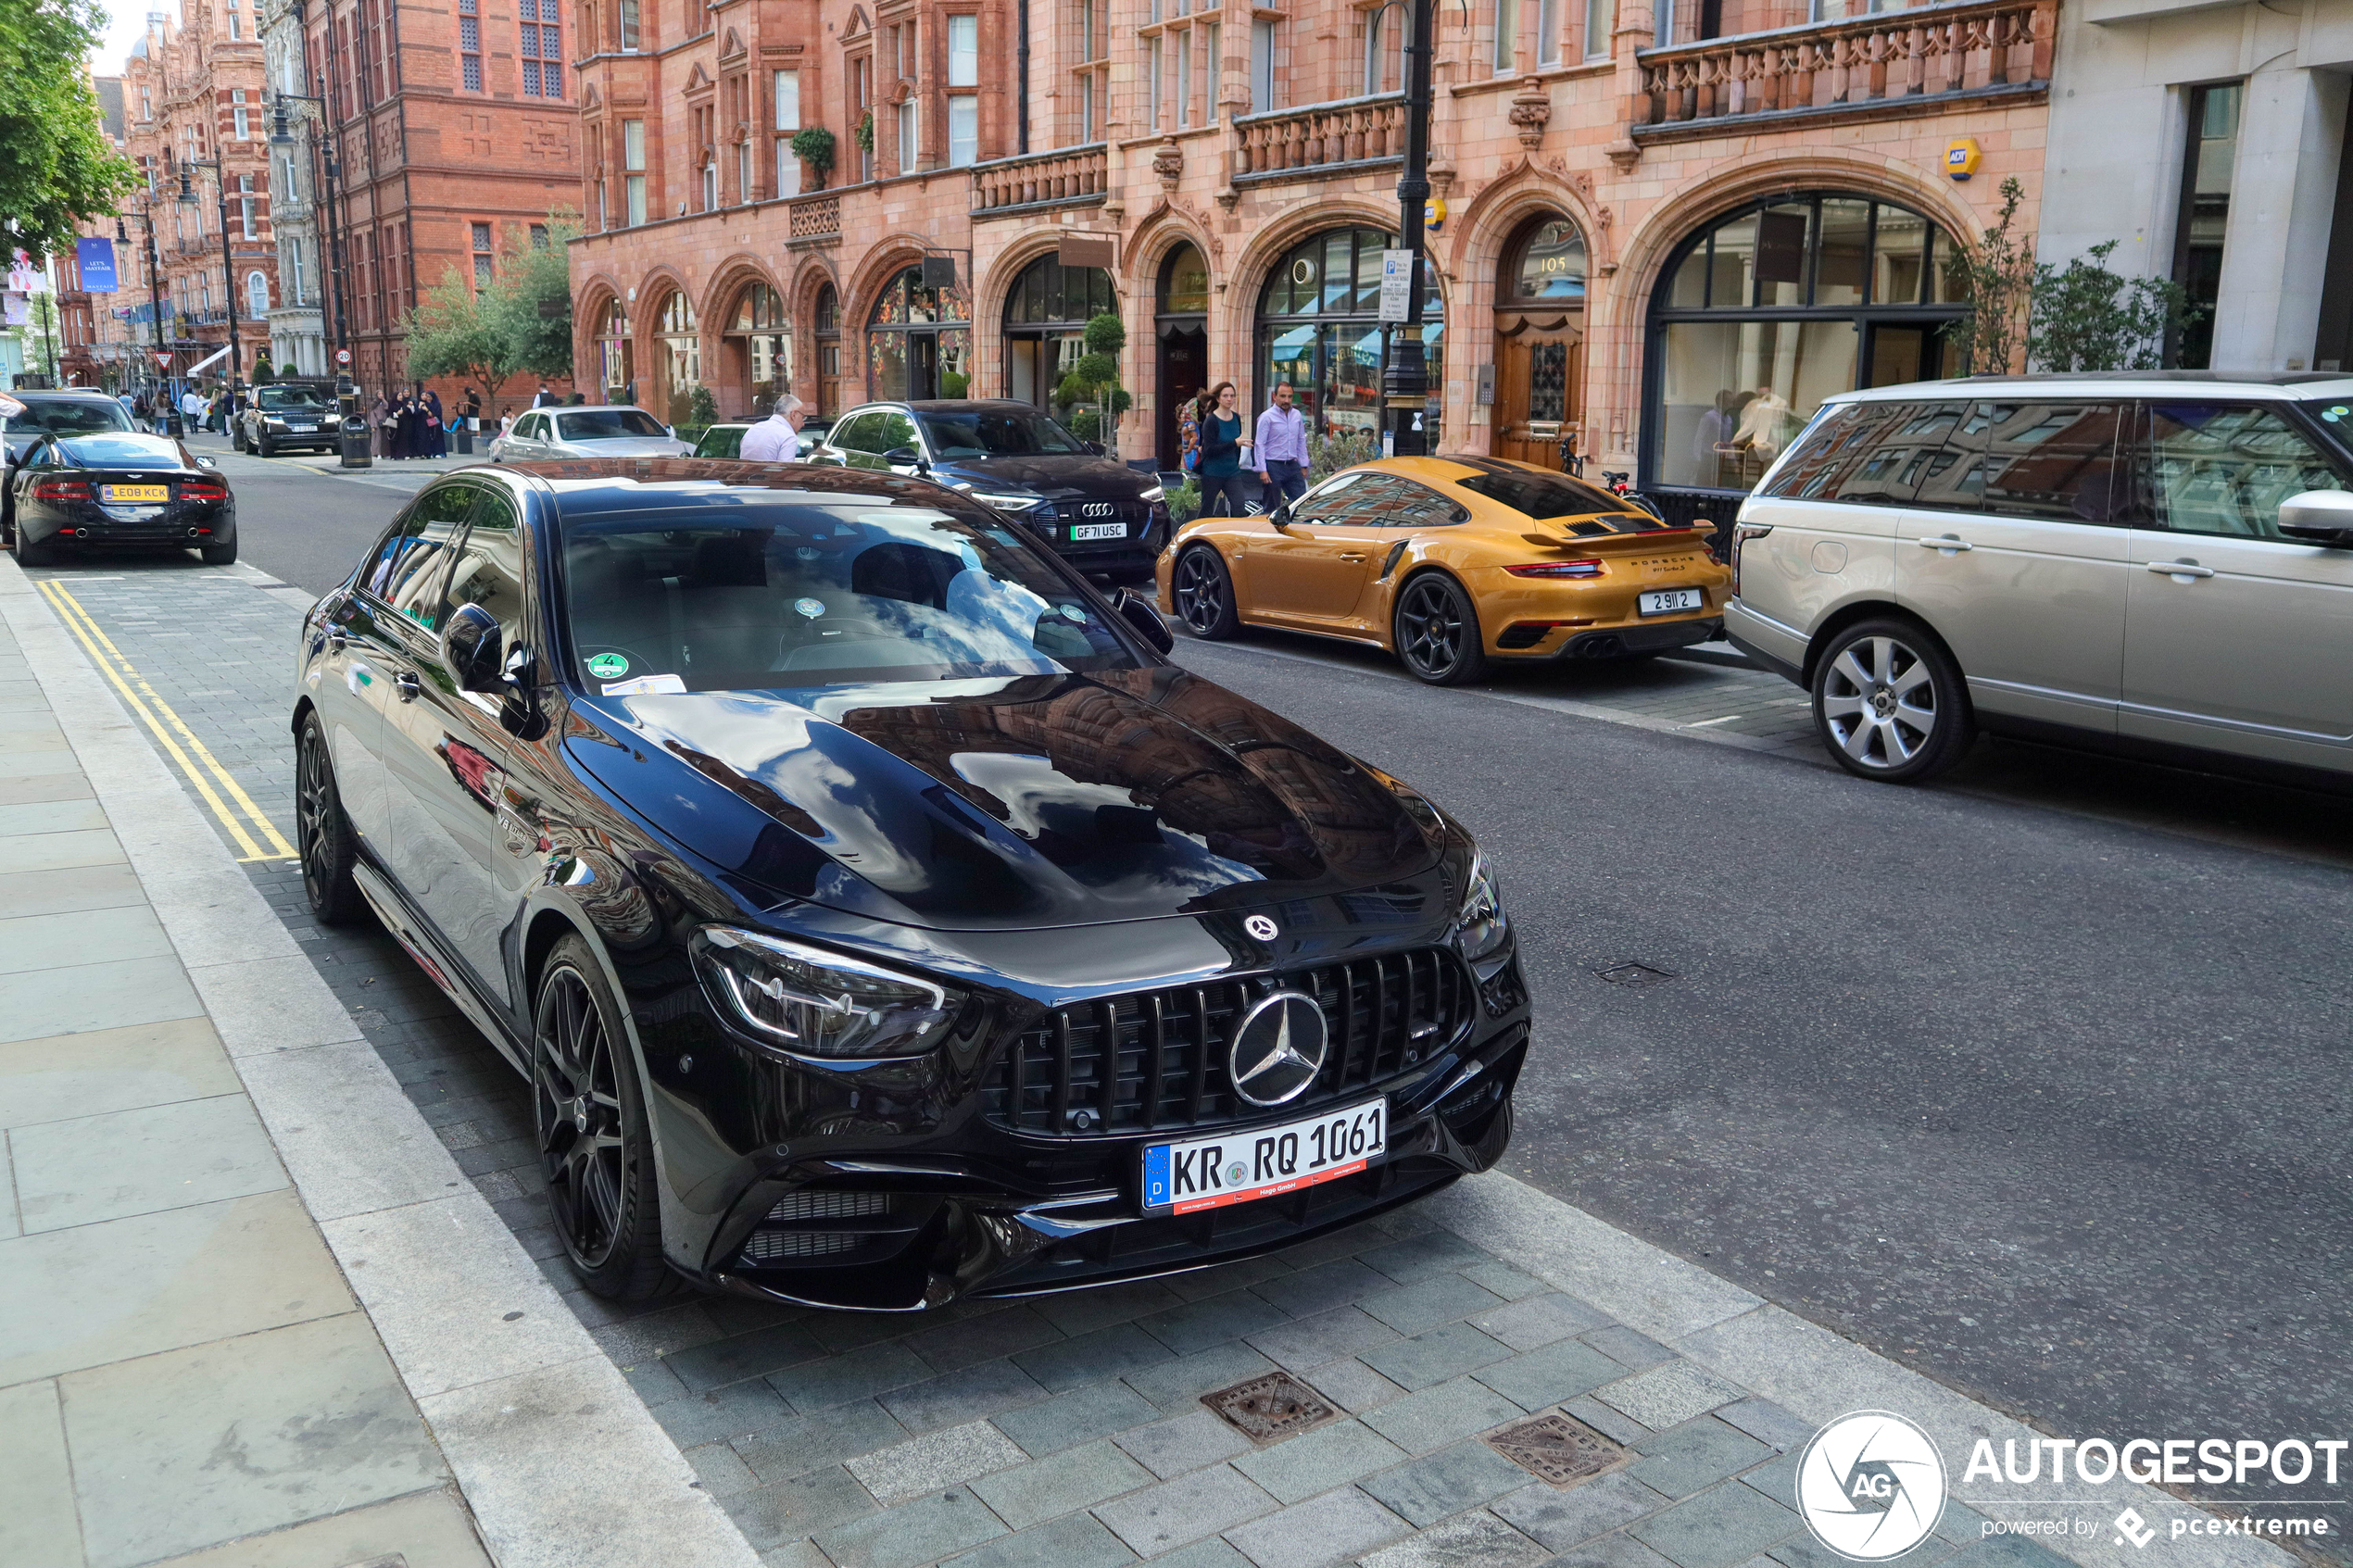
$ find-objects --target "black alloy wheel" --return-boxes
[534,935,675,1300]
[13,532,47,568]
[1393,573,1487,686]
[295,713,363,922]
[1172,545,1241,639]
[1810,617,1974,784]
[201,537,237,565]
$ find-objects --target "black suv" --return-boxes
[811,400,1169,580]
[289,458,1526,1312]
[236,382,339,457]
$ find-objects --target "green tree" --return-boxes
[252,349,275,383]
[485,210,578,382]
[400,268,522,405]
[1055,311,1129,448]
[0,1,137,263]
[2028,241,2199,372]
[1944,177,2037,376]
[788,128,836,191]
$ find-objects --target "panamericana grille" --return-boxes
[983,948,1472,1137]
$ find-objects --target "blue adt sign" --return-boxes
[76,236,119,294]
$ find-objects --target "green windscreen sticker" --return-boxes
[586,653,628,679]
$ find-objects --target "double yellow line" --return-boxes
[36,578,299,863]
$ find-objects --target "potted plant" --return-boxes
[789,127,836,192]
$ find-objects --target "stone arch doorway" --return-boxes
[1492,215,1589,471]
[1154,243,1209,470]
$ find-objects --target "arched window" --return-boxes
[865,265,969,400]
[597,296,633,398]
[814,282,841,416]
[655,290,699,421]
[1509,219,1587,302]
[726,280,787,409]
[1003,253,1114,411]
[1158,244,1209,316]
[245,270,271,319]
[1647,192,1968,505]
[1255,226,1443,442]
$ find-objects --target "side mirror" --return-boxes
[442,603,504,692]
[1083,441,1105,457]
[1109,586,1175,654]
[2278,489,2353,546]
[884,445,926,471]
[1267,504,1293,531]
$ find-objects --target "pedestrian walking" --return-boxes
[423,389,447,458]
[738,394,807,462]
[532,382,557,408]
[1194,382,1254,518]
[1252,381,1310,510]
[367,395,388,457]
[180,386,205,433]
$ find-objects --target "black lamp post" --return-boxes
[1382,0,1437,458]
[118,206,182,436]
[269,92,352,407]
[177,157,246,424]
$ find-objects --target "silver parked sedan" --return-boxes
[488,405,692,462]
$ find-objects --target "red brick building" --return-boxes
[568,0,2053,526]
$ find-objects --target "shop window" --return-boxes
[2171,82,2240,370]
[1254,227,1442,445]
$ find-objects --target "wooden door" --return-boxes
[1492,320,1583,470]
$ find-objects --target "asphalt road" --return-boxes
[152,446,2353,1540]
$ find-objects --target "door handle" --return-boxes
[325,630,346,654]
[2148,559,2214,579]
[1338,552,1368,562]
[394,671,422,703]
[1915,535,1974,553]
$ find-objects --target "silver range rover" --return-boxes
[1722,373,2353,787]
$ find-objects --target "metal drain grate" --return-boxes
[1594,960,1677,986]
[1486,1412,1632,1486]
[1202,1372,1340,1442]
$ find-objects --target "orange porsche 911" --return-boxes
[1156,456,1730,685]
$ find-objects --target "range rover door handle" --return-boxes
[394,671,422,702]
[2148,558,2214,579]
[1916,534,1974,553]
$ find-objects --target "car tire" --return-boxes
[1393,572,1488,686]
[1172,545,1241,639]
[535,935,678,1301]
[200,539,237,565]
[1810,617,1974,784]
[257,434,275,458]
[14,533,49,568]
[295,711,365,924]
[233,425,247,454]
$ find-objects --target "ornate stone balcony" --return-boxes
[786,193,841,242]
[1633,0,2055,141]
[970,144,1109,217]
[1231,94,1405,188]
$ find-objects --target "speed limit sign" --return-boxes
[336,347,351,365]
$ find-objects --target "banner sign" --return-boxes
[76,236,120,293]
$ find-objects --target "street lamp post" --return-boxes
[176,157,246,426]
[118,207,182,436]
[268,92,351,408]
[1383,0,1437,459]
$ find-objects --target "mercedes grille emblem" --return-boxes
[1229,991,1328,1107]
[1243,914,1279,940]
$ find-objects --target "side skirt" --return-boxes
[351,859,531,1074]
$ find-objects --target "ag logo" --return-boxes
[1228,991,1327,1106]
[1795,1411,1945,1562]
[1243,914,1279,941]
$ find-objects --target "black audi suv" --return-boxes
[292,458,1526,1311]
[809,400,1170,582]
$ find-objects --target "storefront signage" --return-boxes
[1058,233,1116,270]
[1378,249,1416,322]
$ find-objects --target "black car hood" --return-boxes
[565,668,1439,931]
[935,454,1153,496]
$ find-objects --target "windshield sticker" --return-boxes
[585,652,629,679]
[601,673,686,696]
[794,597,826,619]
[2324,406,2348,423]
[1057,604,1088,621]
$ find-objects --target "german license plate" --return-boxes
[102,484,167,503]
[1070,521,1126,542]
[1141,1098,1386,1215]
[1638,587,1703,617]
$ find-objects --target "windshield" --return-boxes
[2,398,133,440]
[58,433,185,466]
[916,408,1086,459]
[1454,466,1665,523]
[257,385,330,409]
[559,409,670,442]
[562,495,1144,692]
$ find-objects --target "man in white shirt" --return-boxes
[180,387,205,430]
[738,394,807,463]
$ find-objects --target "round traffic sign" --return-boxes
[336,347,351,364]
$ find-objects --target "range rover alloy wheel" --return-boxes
[1173,545,1240,638]
[535,935,675,1300]
[1811,619,1973,783]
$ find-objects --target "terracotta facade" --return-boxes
[570,0,2054,510]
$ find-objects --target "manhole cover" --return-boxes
[1203,1372,1339,1442]
[1594,960,1677,986]
[1487,1412,1632,1487]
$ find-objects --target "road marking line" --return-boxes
[35,579,298,861]
[1686,714,1747,727]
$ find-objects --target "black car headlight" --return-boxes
[692,926,965,1060]
[1453,853,1510,965]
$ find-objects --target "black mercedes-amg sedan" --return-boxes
[9,431,237,566]
[292,458,1527,1311]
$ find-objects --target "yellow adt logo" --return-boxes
[1944,138,1982,181]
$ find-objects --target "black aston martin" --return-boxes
[8,431,237,566]
[292,457,1526,1311]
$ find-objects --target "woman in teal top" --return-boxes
[1194,381,1253,518]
